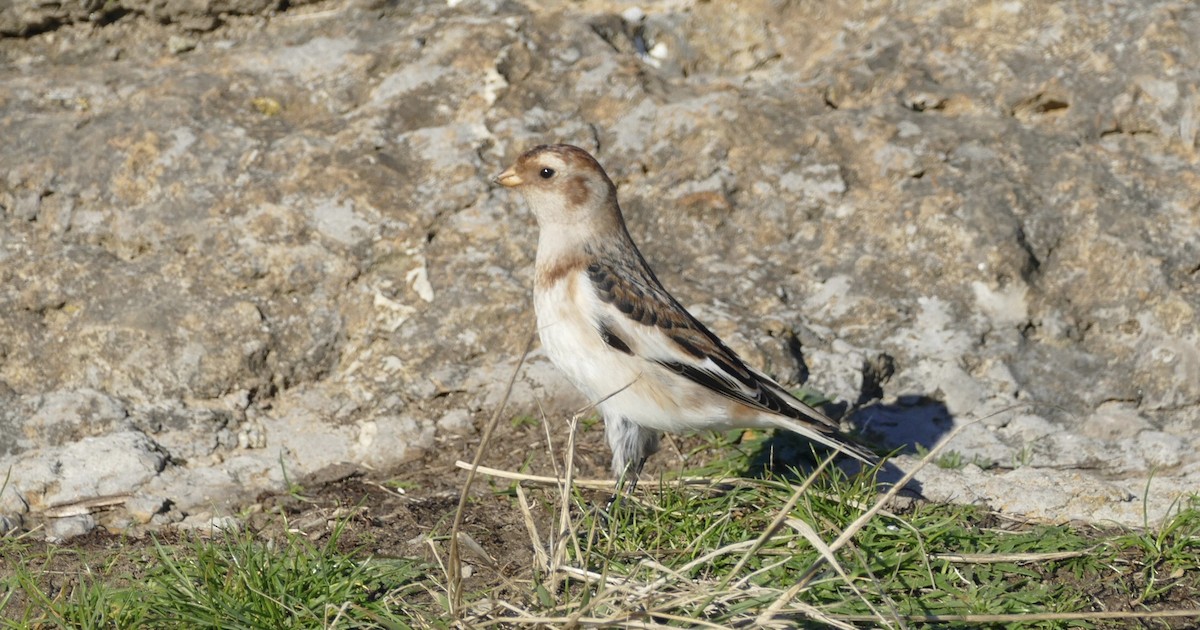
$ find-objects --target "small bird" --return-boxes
[494,144,874,486]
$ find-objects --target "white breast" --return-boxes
[535,272,644,407]
[534,271,746,433]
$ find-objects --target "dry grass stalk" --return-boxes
[447,334,535,618]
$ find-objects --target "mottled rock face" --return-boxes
[1,0,1198,536]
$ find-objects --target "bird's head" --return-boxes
[494,144,623,236]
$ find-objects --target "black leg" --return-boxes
[625,455,649,496]
[601,454,645,519]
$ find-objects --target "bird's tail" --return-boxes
[766,415,877,465]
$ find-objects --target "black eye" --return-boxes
[539,167,556,179]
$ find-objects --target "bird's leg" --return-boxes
[601,488,620,517]
[603,454,648,515]
[603,418,660,515]
[594,464,632,539]
[625,455,649,496]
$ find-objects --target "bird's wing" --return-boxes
[584,255,874,462]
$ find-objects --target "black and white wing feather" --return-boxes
[584,247,875,464]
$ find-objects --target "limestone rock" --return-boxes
[1,0,1197,534]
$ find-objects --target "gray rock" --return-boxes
[19,389,130,451]
[45,515,96,542]
[4,431,167,513]
[125,494,169,524]
[0,0,1198,534]
[0,514,21,535]
[176,513,243,536]
[437,409,476,435]
[0,0,309,37]
[167,35,197,55]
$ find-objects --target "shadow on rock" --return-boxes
[730,396,956,501]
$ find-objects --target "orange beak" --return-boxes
[493,167,522,188]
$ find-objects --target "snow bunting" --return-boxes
[494,144,875,483]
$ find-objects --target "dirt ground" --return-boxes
[3,414,1200,627]
[0,413,701,620]
[1,406,886,620]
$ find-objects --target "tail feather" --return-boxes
[766,415,877,465]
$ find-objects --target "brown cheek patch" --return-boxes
[566,176,590,207]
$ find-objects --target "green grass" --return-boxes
[0,522,432,629]
[524,475,1076,625]
[2,431,1199,628]
[510,415,541,429]
[457,429,1200,627]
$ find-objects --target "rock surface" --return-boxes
[1,0,1198,536]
